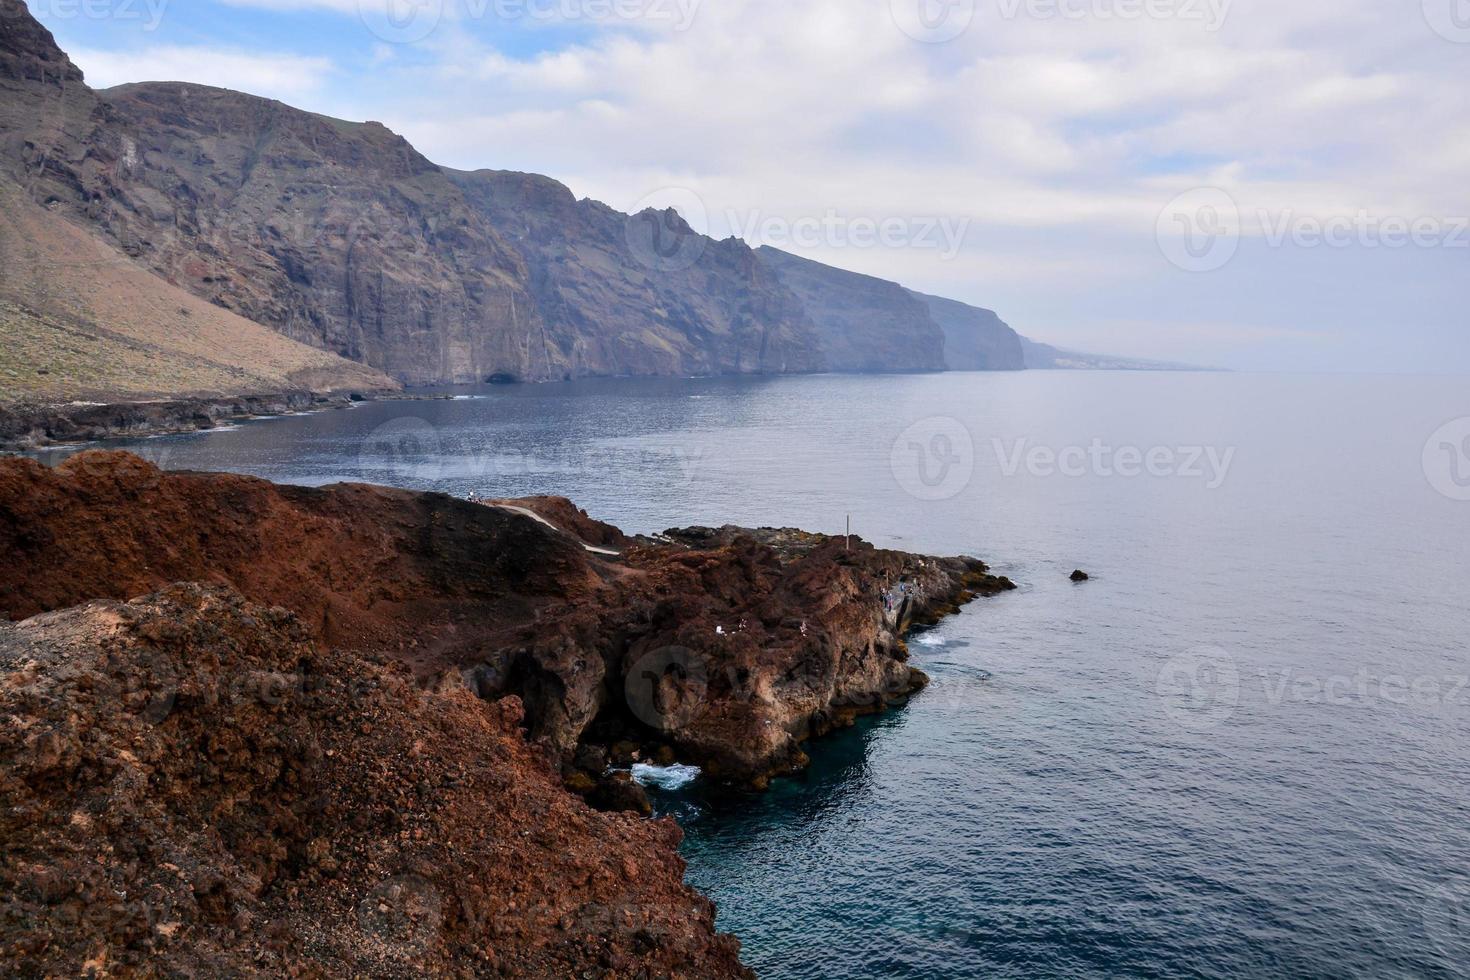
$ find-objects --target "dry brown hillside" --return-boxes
[0,180,396,405]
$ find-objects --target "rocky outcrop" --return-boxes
[757,246,948,372]
[0,450,1017,972]
[0,452,1013,792]
[450,169,826,379]
[0,584,750,977]
[0,390,368,451]
[911,290,1026,371]
[0,0,1038,388]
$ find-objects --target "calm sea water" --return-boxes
[32,372,1470,978]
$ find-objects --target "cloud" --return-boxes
[52,0,1470,370]
[69,45,334,100]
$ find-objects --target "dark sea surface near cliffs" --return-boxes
[32,371,1470,979]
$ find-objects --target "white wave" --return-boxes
[913,632,947,648]
[630,762,701,790]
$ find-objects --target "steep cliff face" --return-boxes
[0,5,395,415]
[451,169,826,378]
[756,246,948,371]
[1,0,1035,386]
[911,290,1026,371]
[59,80,547,385]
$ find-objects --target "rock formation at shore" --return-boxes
[0,584,748,977]
[0,451,1013,787]
[0,450,1015,973]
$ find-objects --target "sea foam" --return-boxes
[630,763,701,790]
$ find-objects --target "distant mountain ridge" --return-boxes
[1,0,1162,390]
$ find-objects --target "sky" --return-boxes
[25,0,1470,372]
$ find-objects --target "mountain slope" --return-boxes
[4,0,1174,389]
[448,168,824,378]
[756,246,947,372]
[1,0,1025,384]
[0,179,392,404]
[909,290,1025,371]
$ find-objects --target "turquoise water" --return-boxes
[33,371,1470,978]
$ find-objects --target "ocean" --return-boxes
[32,370,1470,978]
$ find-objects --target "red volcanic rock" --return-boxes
[0,451,1014,791]
[0,584,749,977]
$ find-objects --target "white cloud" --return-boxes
[69,45,334,100]
[55,0,1470,369]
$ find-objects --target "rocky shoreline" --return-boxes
[0,390,370,451]
[0,452,1015,975]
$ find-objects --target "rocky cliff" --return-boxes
[1,0,1035,388]
[0,584,749,977]
[450,169,825,378]
[757,246,949,372]
[0,452,1013,790]
[0,450,1016,973]
[911,290,1026,371]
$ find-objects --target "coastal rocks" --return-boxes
[0,451,1014,793]
[1071,569,1091,582]
[0,584,749,977]
[0,390,369,450]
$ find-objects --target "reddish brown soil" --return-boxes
[0,584,748,977]
[0,451,1015,974]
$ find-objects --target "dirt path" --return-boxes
[487,503,622,556]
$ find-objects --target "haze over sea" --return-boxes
[35,370,1470,979]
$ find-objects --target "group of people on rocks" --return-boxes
[881,579,917,615]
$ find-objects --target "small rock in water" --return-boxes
[1070,569,1090,582]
